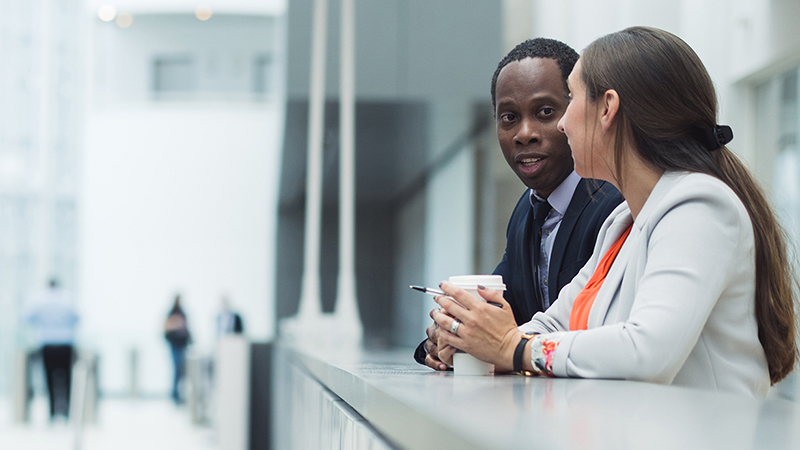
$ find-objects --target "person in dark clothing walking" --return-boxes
[24,278,79,419]
[164,294,191,404]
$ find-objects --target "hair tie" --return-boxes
[700,125,733,151]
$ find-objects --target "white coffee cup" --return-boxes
[447,275,506,376]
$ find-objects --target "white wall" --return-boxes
[78,4,285,395]
[91,13,277,103]
[81,104,282,393]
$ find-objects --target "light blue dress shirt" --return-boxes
[529,171,581,308]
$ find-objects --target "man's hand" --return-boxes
[424,310,449,371]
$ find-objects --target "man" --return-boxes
[24,278,79,419]
[415,38,623,370]
[216,296,244,337]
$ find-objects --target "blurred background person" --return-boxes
[215,296,244,338]
[23,278,79,420]
[164,294,191,404]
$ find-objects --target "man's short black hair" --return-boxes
[491,38,579,111]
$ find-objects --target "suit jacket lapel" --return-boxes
[517,197,538,318]
[548,179,602,303]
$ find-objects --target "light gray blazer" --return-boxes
[519,171,770,396]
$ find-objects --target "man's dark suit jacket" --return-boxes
[232,313,244,334]
[414,178,623,364]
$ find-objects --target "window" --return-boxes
[153,55,196,93]
[757,67,800,241]
[253,53,273,97]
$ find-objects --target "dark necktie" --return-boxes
[532,199,552,308]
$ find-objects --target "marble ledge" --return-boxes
[279,343,800,450]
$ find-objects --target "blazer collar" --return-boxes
[632,171,686,230]
[587,209,635,327]
[584,172,684,327]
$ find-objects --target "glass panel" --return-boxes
[153,55,197,92]
[773,68,800,234]
[253,53,273,96]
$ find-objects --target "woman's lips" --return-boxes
[518,156,545,177]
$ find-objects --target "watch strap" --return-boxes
[513,334,532,373]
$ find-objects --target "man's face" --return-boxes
[495,57,574,198]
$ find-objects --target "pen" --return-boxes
[408,285,503,308]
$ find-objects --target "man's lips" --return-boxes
[516,155,546,176]
[518,156,543,166]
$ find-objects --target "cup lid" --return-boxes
[448,275,506,291]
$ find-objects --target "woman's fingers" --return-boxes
[476,285,511,310]
[432,285,521,369]
[432,308,461,337]
[433,295,467,323]
[436,282,511,321]
[438,281,481,311]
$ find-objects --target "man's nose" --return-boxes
[515,119,540,145]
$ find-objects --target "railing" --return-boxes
[12,349,98,450]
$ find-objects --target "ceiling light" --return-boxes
[98,5,116,22]
[116,12,133,28]
[195,6,213,21]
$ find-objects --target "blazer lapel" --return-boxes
[584,173,684,328]
[587,211,635,327]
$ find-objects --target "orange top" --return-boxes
[569,224,633,331]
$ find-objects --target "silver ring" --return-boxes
[450,319,461,335]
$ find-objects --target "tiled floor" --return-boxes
[0,396,217,450]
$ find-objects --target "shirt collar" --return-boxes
[528,171,581,217]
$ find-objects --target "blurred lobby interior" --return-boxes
[2,0,800,449]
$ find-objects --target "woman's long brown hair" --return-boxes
[580,26,797,384]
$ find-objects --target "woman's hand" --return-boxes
[432,281,523,372]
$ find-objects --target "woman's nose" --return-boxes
[557,115,566,134]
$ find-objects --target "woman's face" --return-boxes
[558,60,612,181]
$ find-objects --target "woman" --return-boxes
[164,294,191,403]
[433,27,797,395]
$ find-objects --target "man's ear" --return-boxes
[600,89,620,131]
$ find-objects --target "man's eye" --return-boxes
[500,113,516,123]
[541,108,555,116]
